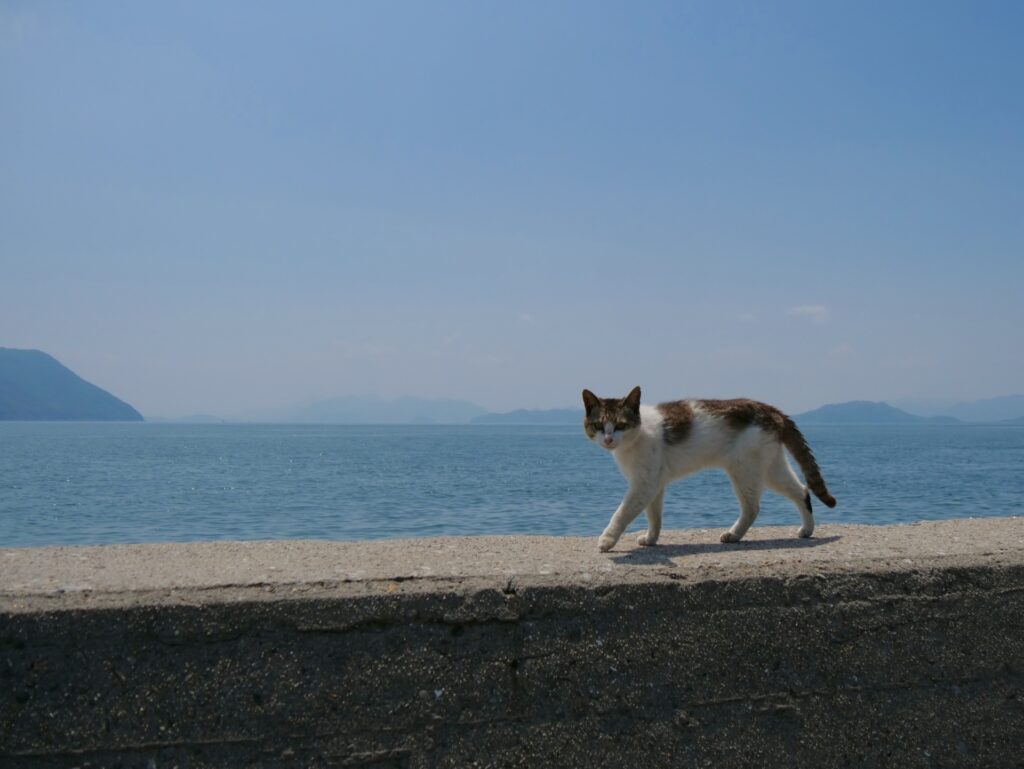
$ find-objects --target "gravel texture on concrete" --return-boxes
[3,519,1023,610]
[2,519,1023,768]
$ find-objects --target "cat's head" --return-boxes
[582,386,642,450]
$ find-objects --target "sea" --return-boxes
[1,423,1022,549]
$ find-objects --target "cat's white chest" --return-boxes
[611,422,664,482]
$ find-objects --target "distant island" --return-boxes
[284,395,486,424]
[302,398,1020,426]
[4,347,1020,427]
[471,400,982,426]
[942,395,1024,423]
[144,414,228,424]
[472,401,981,426]
[0,348,143,421]
[471,408,582,425]
[794,401,960,425]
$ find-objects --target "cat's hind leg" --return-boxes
[766,449,814,538]
[637,487,665,546]
[720,467,764,543]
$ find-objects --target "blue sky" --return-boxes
[2,1,1021,417]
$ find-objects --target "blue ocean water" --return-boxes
[1,423,1022,548]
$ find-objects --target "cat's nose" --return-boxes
[602,435,614,446]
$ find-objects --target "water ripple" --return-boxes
[0,423,1022,547]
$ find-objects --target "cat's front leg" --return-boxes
[598,484,653,552]
[637,488,665,546]
[598,515,624,552]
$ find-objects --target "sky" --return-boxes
[2,1,1022,417]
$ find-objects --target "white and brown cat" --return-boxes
[583,386,836,552]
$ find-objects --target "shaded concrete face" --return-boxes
[2,520,1023,768]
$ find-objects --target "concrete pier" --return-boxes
[2,518,1023,768]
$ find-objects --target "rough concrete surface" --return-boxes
[1,519,1023,768]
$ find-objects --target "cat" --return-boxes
[583,386,836,552]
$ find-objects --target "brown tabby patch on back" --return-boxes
[656,400,695,444]
[697,398,787,435]
[697,398,836,507]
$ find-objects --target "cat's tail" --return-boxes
[782,418,837,508]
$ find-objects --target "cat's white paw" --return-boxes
[720,531,742,543]
[797,525,814,539]
[598,533,618,552]
[637,532,658,546]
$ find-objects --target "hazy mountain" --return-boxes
[471,408,582,425]
[286,395,486,424]
[0,347,143,421]
[795,400,960,425]
[887,396,961,417]
[999,415,1024,426]
[944,395,1024,423]
[145,414,228,424]
[891,395,1024,422]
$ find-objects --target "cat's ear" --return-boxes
[623,386,642,411]
[582,389,600,414]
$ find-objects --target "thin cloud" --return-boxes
[789,305,829,323]
[827,342,855,362]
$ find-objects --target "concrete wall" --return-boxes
[2,519,1023,768]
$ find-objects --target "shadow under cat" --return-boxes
[609,534,842,566]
